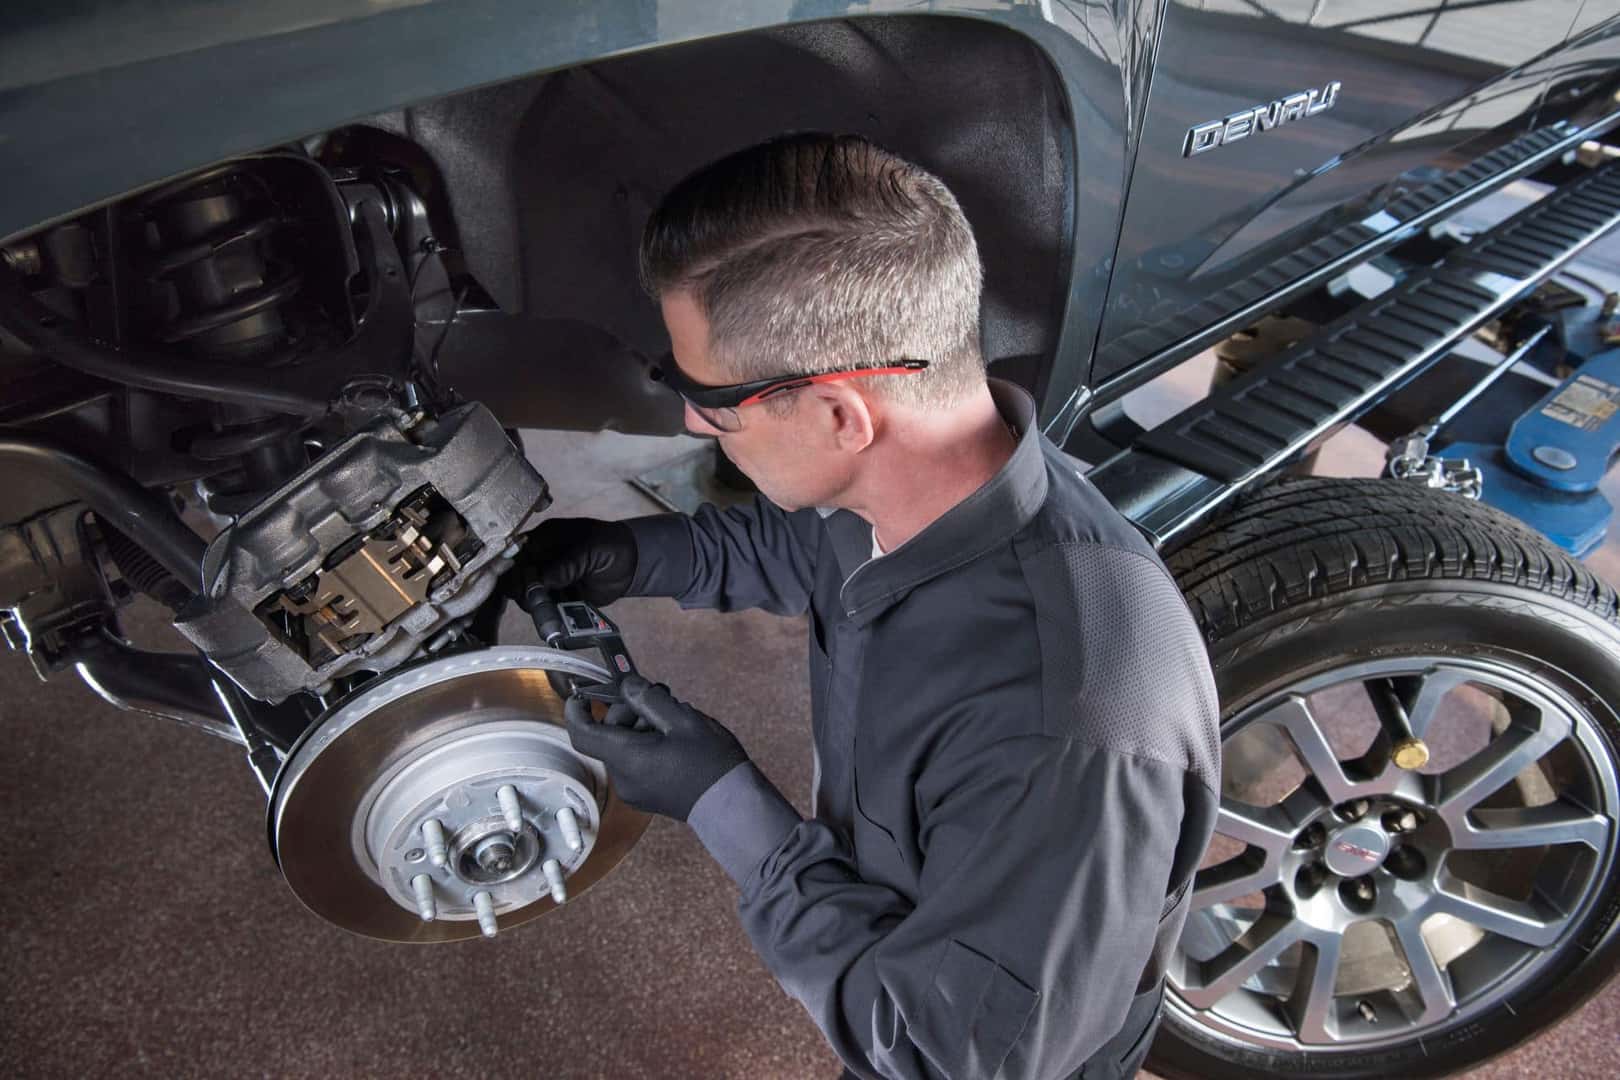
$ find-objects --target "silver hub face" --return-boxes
[270,646,649,943]
[357,721,603,923]
[1323,823,1390,876]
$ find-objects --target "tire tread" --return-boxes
[1166,478,1620,640]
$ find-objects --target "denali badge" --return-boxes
[1184,81,1343,157]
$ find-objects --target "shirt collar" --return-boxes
[836,378,1048,625]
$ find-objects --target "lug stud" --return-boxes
[497,784,524,833]
[473,891,499,938]
[1339,875,1377,913]
[1294,861,1328,898]
[556,806,583,853]
[1336,799,1372,821]
[1382,808,1421,834]
[410,874,437,922]
[1385,844,1428,881]
[422,818,449,867]
[1292,822,1327,850]
[542,857,568,905]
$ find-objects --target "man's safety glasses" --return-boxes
[651,358,930,432]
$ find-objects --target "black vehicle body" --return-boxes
[7,2,1617,442]
[4,3,1620,1078]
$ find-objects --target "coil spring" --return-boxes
[138,161,315,506]
[138,161,305,355]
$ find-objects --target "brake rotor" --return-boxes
[269,646,649,942]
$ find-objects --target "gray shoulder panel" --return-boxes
[1020,539,1220,793]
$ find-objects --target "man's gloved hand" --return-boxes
[515,517,638,608]
[565,675,749,821]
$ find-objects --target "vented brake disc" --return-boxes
[269,646,648,943]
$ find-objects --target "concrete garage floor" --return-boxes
[5,199,1620,1077]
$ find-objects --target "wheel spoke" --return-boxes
[1179,912,1308,1010]
[1437,715,1568,815]
[1193,799,1307,910]
[1191,855,1279,911]
[1213,799,1296,856]
[1452,801,1612,852]
[1266,695,1367,803]
[1430,877,1569,947]
[1401,667,1471,740]
[1286,933,1342,1045]
[1389,914,1456,1026]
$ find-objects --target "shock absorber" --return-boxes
[137,161,313,511]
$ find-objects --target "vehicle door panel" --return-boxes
[1092,0,1591,388]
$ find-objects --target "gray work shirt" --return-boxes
[625,380,1220,1080]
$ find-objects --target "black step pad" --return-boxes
[1136,162,1620,483]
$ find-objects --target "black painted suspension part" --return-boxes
[0,261,329,416]
[0,434,206,596]
[137,160,323,506]
[137,160,306,357]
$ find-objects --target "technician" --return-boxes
[523,134,1221,1080]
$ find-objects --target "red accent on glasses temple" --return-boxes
[736,365,927,407]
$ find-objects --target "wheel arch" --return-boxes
[2,8,1144,430]
[343,14,1127,428]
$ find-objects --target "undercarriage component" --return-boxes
[0,164,413,425]
[66,628,246,744]
[62,628,319,750]
[271,486,480,668]
[136,159,324,358]
[0,434,205,598]
[137,157,328,510]
[0,503,108,678]
[270,646,648,942]
[174,401,547,702]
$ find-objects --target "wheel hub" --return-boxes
[269,646,649,942]
[1323,821,1391,876]
[358,720,602,922]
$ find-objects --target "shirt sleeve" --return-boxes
[622,496,822,616]
[687,734,1194,1080]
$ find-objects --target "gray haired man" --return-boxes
[526,134,1221,1079]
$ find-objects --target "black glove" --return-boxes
[516,517,638,608]
[565,675,749,821]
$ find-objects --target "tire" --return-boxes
[1146,477,1620,1080]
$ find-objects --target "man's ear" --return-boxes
[812,383,876,453]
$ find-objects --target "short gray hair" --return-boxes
[640,134,984,410]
